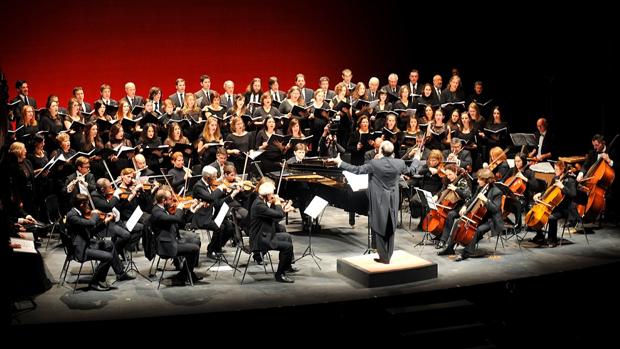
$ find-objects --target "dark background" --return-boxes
[0,0,614,155]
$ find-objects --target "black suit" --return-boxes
[191,179,233,254]
[10,95,38,123]
[120,95,145,109]
[442,149,473,171]
[532,131,554,159]
[63,172,96,203]
[79,101,92,113]
[270,90,286,104]
[249,197,293,276]
[66,208,124,283]
[150,205,199,276]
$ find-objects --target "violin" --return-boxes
[167,195,196,214]
[488,147,510,172]
[104,187,115,200]
[84,207,106,220]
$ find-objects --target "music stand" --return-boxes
[510,133,537,154]
[205,203,240,278]
[294,196,328,269]
[413,187,438,253]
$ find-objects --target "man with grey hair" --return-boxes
[367,77,380,101]
[120,81,144,108]
[222,80,235,108]
[192,165,235,260]
[331,141,419,263]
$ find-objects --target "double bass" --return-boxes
[421,171,466,235]
[576,134,617,222]
[524,170,570,230]
[452,184,490,246]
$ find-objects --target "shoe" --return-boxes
[169,273,188,286]
[190,272,204,282]
[455,253,469,262]
[89,283,110,291]
[116,272,136,282]
[373,258,389,264]
[528,234,546,244]
[285,266,300,273]
[275,274,294,283]
[437,248,454,256]
[547,239,558,248]
[206,251,220,260]
[435,241,445,250]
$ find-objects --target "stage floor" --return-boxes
[12,206,620,326]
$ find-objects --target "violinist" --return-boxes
[167,152,193,194]
[250,180,298,282]
[438,168,504,261]
[151,188,202,285]
[577,134,615,182]
[410,150,445,223]
[115,168,147,243]
[443,138,473,172]
[221,164,251,227]
[208,147,234,180]
[64,156,96,203]
[485,146,510,181]
[66,194,135,291]
[528,160,578,247]
[435,164,472,249]
[91,178,134,259]
[191,165,235,260]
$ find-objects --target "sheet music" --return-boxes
[112,207,121,222]
[214,202,229,228]
[10,238,37,254]
[248,149,264,160]
[507,159,515,168]
[530,161,555,173]
[126,206,143,232]
[304,196,329,219]
[415,187,437,210]
[342,171,368,191]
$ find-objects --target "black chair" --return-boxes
[156,255,193,290]
[231,213,274,285]
[44,195,64,250]
[561,215,588,246]
[57,226,96,293]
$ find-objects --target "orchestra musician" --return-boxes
[528,160,578,247]
[151,188,202,285]
[443,138,473,172]
[485,146,511,181]
[437,168,504,261]
[577,134,616,182]
[528,118,554,162]
[332,141,418,264]
[64,156,96,203]
[66,194,135,291]
[250,180,298,283]
[402,134,430,161]
[208,147,234,180]
[167,152,193,194]
[191,165,235,261]
[284,144,314,230]
[501,153,540,229]
[434,164,473,249]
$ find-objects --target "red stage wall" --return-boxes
[0,0,390,106]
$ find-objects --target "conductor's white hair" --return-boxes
[380,141,394,157]
[202,165,217,178]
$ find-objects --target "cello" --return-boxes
[524,168,571,230]
[452,184,490,246]
[421,169,467,235]
[576,134,617,222]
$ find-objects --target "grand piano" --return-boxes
[267,157,369,221]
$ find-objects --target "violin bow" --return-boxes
[102,159,119,190]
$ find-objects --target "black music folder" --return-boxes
[332,100,351,112]
[291,104,309,117]
[268,133,292,146]
[105,104,119,116]
[131,105,145,116]
[288,135,313,147]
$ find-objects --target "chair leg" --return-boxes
[241,253,252,285]
[73,262,85,294]
[267,252,275,273]
[232,248,241,277]
[45,223,57,250]
[157,259,168,290]
[581,219,589,245]
[185,257,194,287]
[59,258,70,286]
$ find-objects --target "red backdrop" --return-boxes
[0,0,388,106]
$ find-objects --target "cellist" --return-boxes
[501,153,540,229]
[577,134,615,183]
[437,168,504,261]
[528,160,578,247]
[434,164,472,249]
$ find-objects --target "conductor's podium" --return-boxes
[337,250,437,288]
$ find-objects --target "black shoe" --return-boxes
[89,283,110,291]
[169,273,188,286]
[528,234,546,244]
[116,272,136,282]
[435,241,445,250]
[547,239,558,248]
[455,253,469,262]
[190,272,204,282]
[206,251,220,260]
[285,266,300,273]
[437,248,454,256]
[373,258,389,264]
[275,274,294,283]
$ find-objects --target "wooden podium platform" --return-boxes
[337,250,437,288]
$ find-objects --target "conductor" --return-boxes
[331,141,418,263]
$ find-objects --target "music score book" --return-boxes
[304,196,329,219]
[342,171,368,192]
